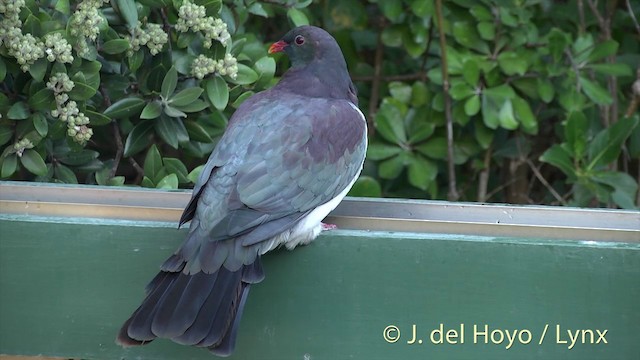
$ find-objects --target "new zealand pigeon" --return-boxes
[116,26,367,356]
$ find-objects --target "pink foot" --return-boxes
[321,222,337,231]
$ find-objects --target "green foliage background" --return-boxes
[1,0,639,209]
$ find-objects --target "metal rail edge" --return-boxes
[0,181,638,242]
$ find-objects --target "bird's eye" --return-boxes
[294,35,305,45]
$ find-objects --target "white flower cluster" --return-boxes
[127,22,168,56]
[191,53,238,80]
[0,0,45,72]
[175,0,231,48]
[44,33,74,63]
[13,138,34,157]
[47,73,93,144]
[69,0,109,57]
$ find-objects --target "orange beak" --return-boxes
[268,40,287,54]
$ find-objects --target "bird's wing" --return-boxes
[172,91,367,274]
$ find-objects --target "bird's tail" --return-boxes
[116,255,264,356]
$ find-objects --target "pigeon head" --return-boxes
[269,26,343,69]
[269,26,356,103]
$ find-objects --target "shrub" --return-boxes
[1,0,639,209]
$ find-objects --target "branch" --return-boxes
[626,0,640,35]
[625,67,640,118]
[129,157,144,184]
[526,159,567,205]
[435,0,459,201]
[368,22,385,134]
[586,0,608,31]
[477,146,492,202]
[352,73,426,82]
[99,86,122,179]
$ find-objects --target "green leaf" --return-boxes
[104,97,146,119]
[408,155,437,190]
[540,144,576,180]
[464,95,480,116]
[497,51,528,76]
[411,82,430,107]
[163,158,190,183]
[470,5,492,21]
[123,121,154,157]
[588,63,633,77]
[587,116,639,170]
[164,105,187,118]
[449,82,474,100]
[0,125,13,147]
[194,0,222,16]
[28,88,54,111]
[565,111,588,160]
[141,176,155,188]
[474,120,494,150]
[389,82,412,104]
[452,21,489,54]
[56,149,99,166]
[536,78,554,103]
[378,154,404,179]
[128,50,144,72]
[143,144,163,178]
[287,8,309,27]
[347,176,382,197]
[175,99,209,113]
[20,149,48,176]
[161,66,178,99]
[185,120,214,143]
[579,77,612,105]
[587,40,618,62]
[85,110,112,126]
[379,0,403,22]
[409,0,432,16]
[54,163,78,184]
[32,113,48,137]
[115,0,138,29]
[140,100,162,119]
[109,176,126,186]
[367,142,402,161]
[206,75,229,110]
[254,56,276,85]
[155,115,180,148]
[416,137,447,160]
[462,60,480,86]
[1,154,17,178]
[0,58,6,82]
[28,58,48,82]
[187,164,204,183]
[375,99,407,144]
[231,64,258,85]
[8,102,30,120]
[512,96,537,134]
[477,21,495,40]
[591,171,638,209]
[68,80,98,101]
[54,0,70,15]
[170,87,203,107]
[483,84,516,99]
[498,99,518,130]
[102,39,130,54]
[156,173,179,189]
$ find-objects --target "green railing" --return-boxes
[1,181,638,360]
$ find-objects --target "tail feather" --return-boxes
[195,269,242,347]
[209,285,250,357]
[116,255,264,356]
[125,272,175,342]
